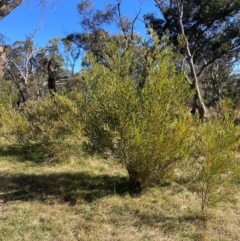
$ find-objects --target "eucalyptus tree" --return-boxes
[67,0,143,57]
[5,34,70,107]
[144,0,240,114]
[5,34,49,106]
[66,0,161,90]
[145,0,240,72]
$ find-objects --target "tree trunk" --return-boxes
[0,45,6,77]
[178,0,207,121]
[0,0,23,20]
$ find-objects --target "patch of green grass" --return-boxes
[0,140,240,241]
[0,141,46,163]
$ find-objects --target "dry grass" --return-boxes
[0,140,240,241]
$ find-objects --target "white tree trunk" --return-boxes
[178,0,207,120]
[0,45,6,77]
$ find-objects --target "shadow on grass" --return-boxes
[0,171,133,205]
[0,142,46,163]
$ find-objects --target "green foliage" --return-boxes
[0,92,83,161]
[190,116,239,214]
[144,0,240,108]
[23,95,83,161]
[0,79,30,143]
[0,104,31,144]
[81,41,192,189]
[0,78,17,106]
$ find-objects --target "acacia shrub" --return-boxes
[0,104,31,144]
[81,41,192,189]
[0,79,31,144]
[0,91,83,161]
[189,116,239,215]
[23,94,83,161]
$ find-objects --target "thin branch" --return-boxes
[9,60,27,84]
[116,0,127,39]
[130,1,143,40]
[7,68,26,104]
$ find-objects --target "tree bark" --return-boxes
[0,45,6,77]
[0,0,24,20]
[177,0,207,120]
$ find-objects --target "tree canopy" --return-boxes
[144,0,240,75]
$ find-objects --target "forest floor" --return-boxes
[0,140,240,241]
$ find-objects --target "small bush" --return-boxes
[23,94,83,161]
[189,116,239,214]
[0,104,31,144]
[0,81,31,144]
[0,92,83,161]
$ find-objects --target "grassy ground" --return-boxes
[0,140,240,241]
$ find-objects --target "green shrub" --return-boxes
[81,41,192,189]
[22,94,83,161]
[189,116,239,214]
[0,103,31,144]
[0,80,31,144]
[0,92,83,161]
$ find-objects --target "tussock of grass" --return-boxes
[0,141,240,241]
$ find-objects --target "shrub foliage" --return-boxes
[0,40,239,207]
[81,42,192,189]
[190,116,239,214]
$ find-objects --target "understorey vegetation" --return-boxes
[1,38,239,216]
[0,0,240,239]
